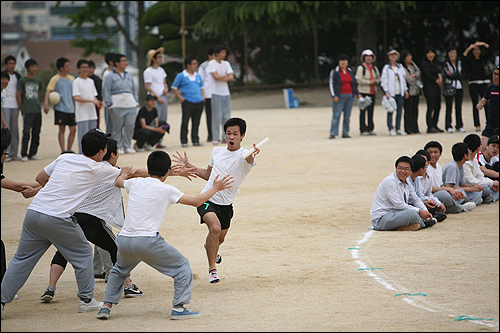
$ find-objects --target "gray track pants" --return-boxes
[372,209,426,231]
[103,233,193,308]
[1,209,94,304]
[211,94,231,142]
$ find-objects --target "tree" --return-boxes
[61,1,147,102]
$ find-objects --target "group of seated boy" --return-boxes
[371,134,499,231]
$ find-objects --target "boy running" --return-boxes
[173,117,260,283]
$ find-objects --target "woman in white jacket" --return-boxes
[380,50,409,136]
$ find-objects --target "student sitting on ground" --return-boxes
[477,134,499,181]
[370,156,436,231]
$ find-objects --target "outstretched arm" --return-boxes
[173,151,212,180]
[177,174,233,207]
[1,178,43,198]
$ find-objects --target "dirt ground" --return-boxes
[1,87,498,331]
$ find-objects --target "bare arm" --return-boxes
[211,72,234,82]
[35,170,50,187]
[140,117,165,134]
[479,165,499,179]
[43,89,51,114]
[16,90,22,114]
[172,151,212,180]
[1,178,42,194]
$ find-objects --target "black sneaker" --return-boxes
[40,288,55,303]
[94,273,106,279]
[124,284,144,298]
[423,218,437,228]
[433,212,447,222]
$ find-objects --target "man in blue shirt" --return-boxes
[171,56,204,148]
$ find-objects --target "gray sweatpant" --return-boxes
[103,233,192,308]
[1,209,94,304]
[211,94,231,142]
[372,209,426,231]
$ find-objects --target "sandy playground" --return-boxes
[1,87,498,332]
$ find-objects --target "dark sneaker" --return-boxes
[433,212,447,222]
[171,307,201,320]
[483,196,494,204]
[94,273,106,279]
[124,284,144,297]
[96,307,111,319]
[423,218,437,228]
[209,269,220,283]
[40,288,55,303]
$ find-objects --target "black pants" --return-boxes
[404,95,420,134]
[425,95,441,130]
[180,100,204,144]
[444,89,464,130]
[469,83,490,127]
[51,212,117,269]
[359,93,375,133]
[133,121,167,148]
[21,113,41,158]
[204,98,212,142]
[1,240,5,284]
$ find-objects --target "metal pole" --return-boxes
[244,29,248,86]
[181,3,186,68]
[313,24,319,82]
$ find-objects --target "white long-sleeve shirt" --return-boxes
[418,172,442,206]
[371,172,427,220]
[464,155,494,188]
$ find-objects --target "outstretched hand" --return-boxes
[212,174,234,191]
[21,185,41,198]
[170,164,199,181]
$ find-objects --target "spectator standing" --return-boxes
[172,55,205,147]
[44,57,76,153]
[144,47,169,149]
[477,65,499,150]
[206,45,234,145]
[401,49,422,135]
[87,60,103,129]
[380,49,409,136]
[355,49,380,136]
[198,48,215,142]
[101,52,115,134]
[16,59,43,161]
[420,46,444,133]
[329,53,362,139]
[103,54,138,155]
[1,56,22,161]
[443,47,465,133]
[73,59,101,154]
[463,41,491,131]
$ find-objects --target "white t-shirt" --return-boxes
[143,66,167,97]
[120,178,184,237]
[198,60,212,98]
[73,77,98,122]
[426,162,443,188]
[206,59,233,96]
[200,147,255,205]
[28,154,121,218]
[477,152,499,167]
[3,72,18,108]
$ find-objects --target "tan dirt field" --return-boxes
[1,87,498,331]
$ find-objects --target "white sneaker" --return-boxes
[118,148,125,155]
[447,127,453,133]
[4,156,12,162]
[389,129,396,136]
[396,129,407,136]
[78,298,103,313]
[133,143,145,152]
[30,155,42,160]
[124,147,136,154]
[21,156,29,162]
[458,127,465,133]
[461,201,476,212]
[144,143,155,151]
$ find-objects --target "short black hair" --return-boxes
[451,142,469,162]
[56,57,69,71]
[113,53,126,66]
[463,134,481,153]
[24,58,37,69]
[147,150,171,177]
[105,52,115,65]
[337,53,349,62]
[424,141,443,153]
[395,156,413,169]
[103,138,118,161]
[224,117,247,135]
[207,47,214,56]
[77,59,89,68]
[415,149,431,162]
[214,44,226,55]
[411,154,426,172]
[81,130,108,157]
[88,59,96,68]
[184,55,196,67]
[4,55,16,65]
[1,71,10,80]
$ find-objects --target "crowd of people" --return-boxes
[1,44,235,162]
[328,41,498,141]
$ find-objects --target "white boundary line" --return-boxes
[351,229,497,328]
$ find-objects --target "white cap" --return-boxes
[361,49,376,63]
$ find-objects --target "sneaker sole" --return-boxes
[171,313,201,320]
[40,295,53,303]
[124,293,144,298]
[209,278,220,283]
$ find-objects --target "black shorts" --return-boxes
[54,110,76,126]
[197,201,233,230]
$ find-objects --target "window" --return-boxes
[12,2,45,9]
[50,6,84,15]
